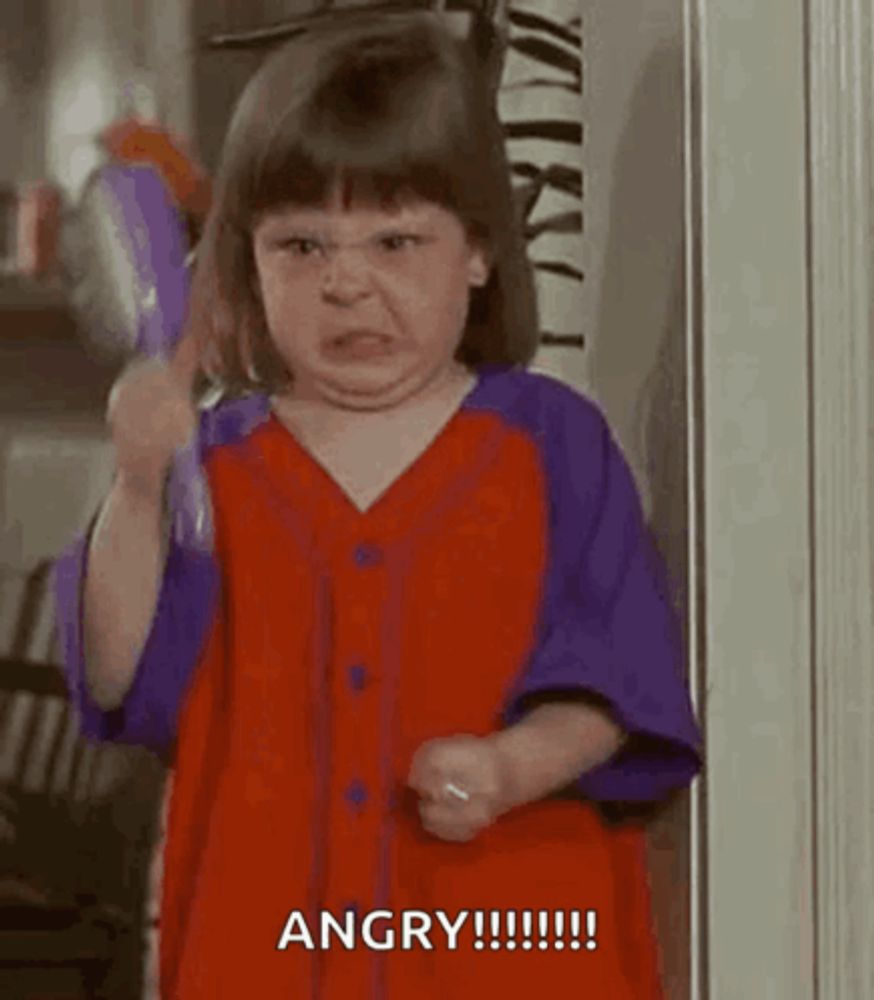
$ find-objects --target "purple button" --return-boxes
[345,780,368,807]
[348,664,368,691]
[353,543,383,568]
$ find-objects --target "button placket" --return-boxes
[324,535,389,923]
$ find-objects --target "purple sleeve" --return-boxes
[503,388,702,803]
[51,456,220,758]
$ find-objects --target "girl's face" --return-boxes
[251,190,490,409]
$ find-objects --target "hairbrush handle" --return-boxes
[167,432,213,553]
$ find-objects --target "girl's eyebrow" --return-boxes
[384,203,437,225]
[257,197,441,228]
[372,219,433,234]
[260,218,436,240]
[255,219,324,242]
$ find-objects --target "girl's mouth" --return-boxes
[325,331,396,360]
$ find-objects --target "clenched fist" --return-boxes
[406,734,514,843]
[107,356,198,500]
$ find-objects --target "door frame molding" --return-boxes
[686,0,874,995]
[806,0,874,995]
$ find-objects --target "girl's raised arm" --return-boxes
[81,333,201,708]
[54,329,220,756]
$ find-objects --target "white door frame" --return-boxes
[686,0,874,996]
[807,2,874,996]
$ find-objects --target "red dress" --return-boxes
[54,366,702,998]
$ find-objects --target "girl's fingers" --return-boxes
[418,798,489,833]
[411,774,469,805]
[419,805,477,842]
[407,748,451,798]
[406,760,434,797]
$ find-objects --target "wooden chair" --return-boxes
[0,560,165,1000]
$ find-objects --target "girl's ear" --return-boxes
[467,240,492,288]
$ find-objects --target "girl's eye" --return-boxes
[379,234,421,252]
[280,238,322,256]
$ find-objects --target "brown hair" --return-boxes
[187,9,539,393]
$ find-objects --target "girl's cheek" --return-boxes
[265,280,303,317]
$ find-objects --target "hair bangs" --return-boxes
[244,22,479,227]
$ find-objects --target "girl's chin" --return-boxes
[300,363,421,409]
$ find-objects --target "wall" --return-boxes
[193,0,318,172]
[0,0,49,185]
[43,0,192,200]
[550,2,687,514]
[549,5,690,998]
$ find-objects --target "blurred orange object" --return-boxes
[100,118,212,221]
[16,182,62,280]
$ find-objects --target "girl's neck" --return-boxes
[272,361,475,426]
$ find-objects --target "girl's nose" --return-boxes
[320,246,373,303]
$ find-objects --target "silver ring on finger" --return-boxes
[443,781,470,803]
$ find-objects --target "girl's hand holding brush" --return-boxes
[107,333,200,503]
[82,332,201,710]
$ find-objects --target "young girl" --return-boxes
[54,11,701,998]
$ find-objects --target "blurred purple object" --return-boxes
[72,163,190,360]
[70,163,211,552]
[168,433,214,553]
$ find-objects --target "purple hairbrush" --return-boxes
[69,163,212,551]
[71,163,191,360]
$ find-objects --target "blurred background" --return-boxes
[0,2,692,997]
